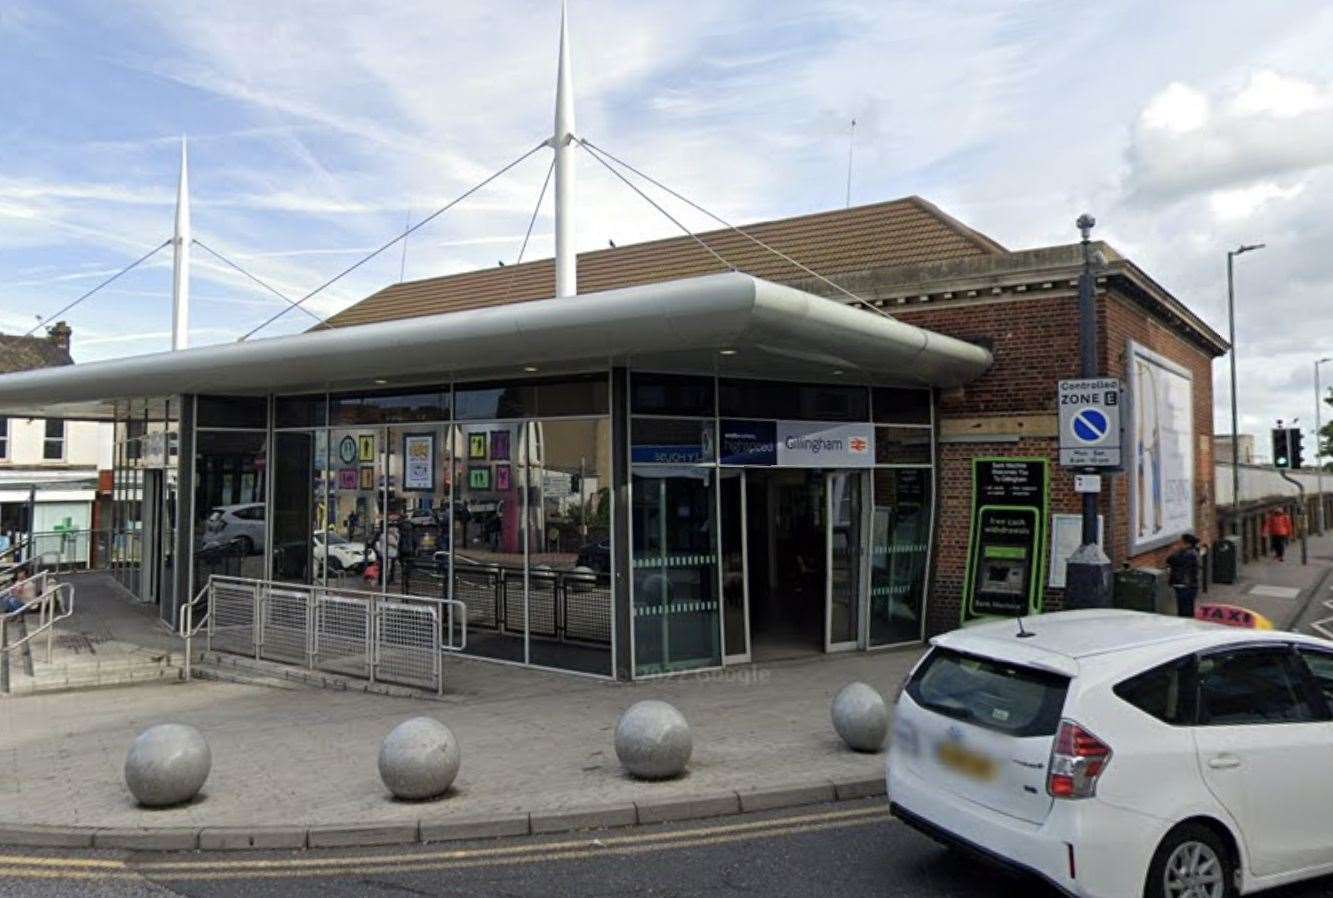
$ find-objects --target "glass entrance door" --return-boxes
[825,470,866,652]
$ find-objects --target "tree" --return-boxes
[1321,387,1333,470]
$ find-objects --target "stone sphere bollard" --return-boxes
[614,700,692,780]
[124,723,212,808]
[831,682,888,753]
[378,717,461,800]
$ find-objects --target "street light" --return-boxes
[1317,356,1332,532]
[1226,243,1265,528]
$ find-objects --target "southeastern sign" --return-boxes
[1058,377,1122,468]
[962,458,1049,621]
[716,420,875,467]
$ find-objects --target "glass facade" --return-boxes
[107,368,932,682]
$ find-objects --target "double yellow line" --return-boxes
[0,805,890,881]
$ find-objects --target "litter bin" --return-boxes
[1113,568,1160,614]
[1212,536,1239,585]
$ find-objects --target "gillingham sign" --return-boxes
[775,422,874,467]
[1058,377,1122,468]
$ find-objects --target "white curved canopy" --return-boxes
[0,272,991,419]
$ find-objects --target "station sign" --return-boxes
[717,420,874,467]
[1058,377,1122,468]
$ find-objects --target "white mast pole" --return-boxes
[171,137,191,350]
[553,0,576,298]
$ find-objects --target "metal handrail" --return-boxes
[178,582,211,681]
[185,575,467,692]
[1,575,75,691]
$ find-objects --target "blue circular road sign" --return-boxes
[1072,408,1110,444]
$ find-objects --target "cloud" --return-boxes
[1126,70,1333,201]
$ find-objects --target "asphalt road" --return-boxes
[2,799,1332,898]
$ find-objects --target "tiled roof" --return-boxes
[324,195,1005,328]
[0,334,73,374]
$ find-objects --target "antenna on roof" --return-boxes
[1016,617,1035,639]
[845,118,856,209]
[552,0,577,297]
[171,136,191,350]
[399,209,411,282]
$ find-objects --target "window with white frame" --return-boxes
[42,418,65,460]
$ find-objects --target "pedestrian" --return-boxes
[1165,533,1201,619]
[1264,507,1294,562]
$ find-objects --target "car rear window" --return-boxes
[906,648,1070,737]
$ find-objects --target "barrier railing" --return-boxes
[183,575,465,695]
[1,572,75,693]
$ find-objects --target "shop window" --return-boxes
[191,430,268,593]
[197,395,267,429]
[455,375,608,421]
[631,372,715,417]
[868,468,932,645]
[451,422,528,664]
[330,389,448,425]
[326,428,383,588]
[272,432,316,585]
[388,424,452,601]
[0,417,7,459]
[874,426,932,465]
[718,378,869,422]
[42,419,65,460]
[872,387,931,425]
[527,418,613,676]
[275,394,328,428]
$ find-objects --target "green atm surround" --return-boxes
[961,458,1050,624]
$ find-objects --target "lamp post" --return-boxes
[1064,214,1113,609]
[1317,357,1332,532]
[1226,243,1264,528]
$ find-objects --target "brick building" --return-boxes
[0,197,1226,679]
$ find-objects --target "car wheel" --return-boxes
[1145,823,1236,898]
[327,557,344,573]
[237,536,255,556]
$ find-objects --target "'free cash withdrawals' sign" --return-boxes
[962,458,1049,621]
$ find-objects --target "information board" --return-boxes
[962,458,1049,621]
[1058,377,1122,468]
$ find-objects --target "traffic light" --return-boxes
[1273,427,1291,468]
[1290,428,1305,469]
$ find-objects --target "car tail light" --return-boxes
[1047,720,1111,799]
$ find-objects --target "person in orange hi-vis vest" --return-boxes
[1262,507,1294,562]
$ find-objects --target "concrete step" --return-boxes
[2,654,185,697]
[192,651,446,701]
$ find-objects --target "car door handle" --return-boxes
[1208,755,1242,770]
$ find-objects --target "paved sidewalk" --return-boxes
[0,631,917,839]
[1197,532,1333,632]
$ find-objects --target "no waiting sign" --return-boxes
[1058,377,1122,468]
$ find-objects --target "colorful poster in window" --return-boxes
[338,435,357,465]
[359,465,375,491]
[495,463,512,491]
[358,434,376,463]
[468,465,491,490]
[1127,339,1194,553]
[490,429,510,460]
[468,433,488,460]
[338,468,357,490]
[402,433,434,491]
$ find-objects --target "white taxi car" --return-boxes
[887,610,1333,898]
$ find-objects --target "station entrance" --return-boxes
[720,468,866,663]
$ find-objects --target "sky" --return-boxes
[1,0,1331,451]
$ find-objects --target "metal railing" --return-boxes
[182,575,466,695]
[1,572,76,693]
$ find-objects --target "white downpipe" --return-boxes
[553,0,576,298]
[171,137,191,350]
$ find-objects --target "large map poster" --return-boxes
[1127,340,1195,553]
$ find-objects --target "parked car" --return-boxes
[313,531,368,575]
[202,503,265,555]
[575,538,610,574]
[887,609,1333,898]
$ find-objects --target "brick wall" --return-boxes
[896,287,1219,635]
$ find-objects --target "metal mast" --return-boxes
[171,137,191,349]
[553,0,577,297]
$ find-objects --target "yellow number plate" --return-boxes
[936,741,997,781]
